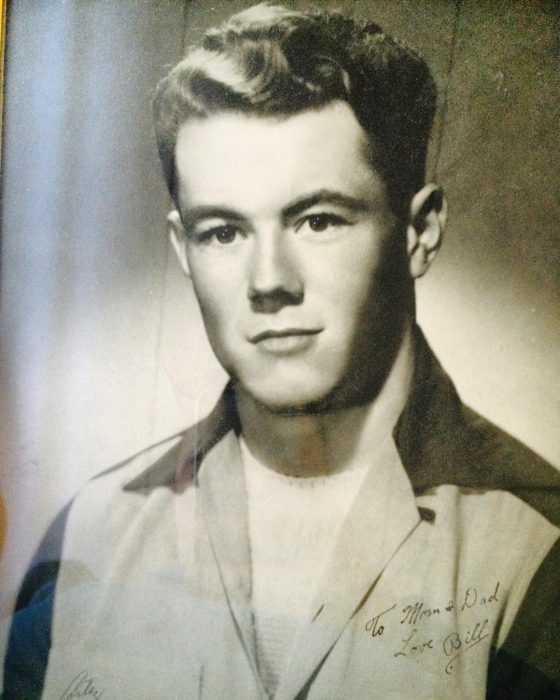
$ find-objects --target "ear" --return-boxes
[406,184,447,279]
[167,210,191,278]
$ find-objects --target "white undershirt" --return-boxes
[241,437,369,696]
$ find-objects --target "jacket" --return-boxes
[4,329,560,699]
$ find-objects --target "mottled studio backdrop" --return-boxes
[1,0,559,614]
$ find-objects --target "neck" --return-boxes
[235,324,415,477]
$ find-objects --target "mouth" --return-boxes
[250,328,321,343]
[249,328,322,355]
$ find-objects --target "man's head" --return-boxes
[153,4,437,220]
[152,5,446,413]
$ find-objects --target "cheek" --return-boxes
[307,240,385,310]
[187,253,240,317]
[188,277,230,341]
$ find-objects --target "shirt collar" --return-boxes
[123,326,473,493]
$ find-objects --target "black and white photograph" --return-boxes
[1,1,559,698]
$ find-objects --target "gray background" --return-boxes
[1,0,559,611]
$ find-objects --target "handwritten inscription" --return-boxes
[443,619,490,674]
[60,671,105,700]
[365,604,396,637]
[363,582,499,674]
[401,601,441,625]
[400,581,500,624]
[394,628,434,658]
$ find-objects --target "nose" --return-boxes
[248,229,303,312]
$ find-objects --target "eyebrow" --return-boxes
[180,189,371,231]
[281,190,371,221]
[180,206,245,233]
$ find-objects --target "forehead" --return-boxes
[174,101,385,213]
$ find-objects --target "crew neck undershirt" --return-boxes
[240,437,370,696]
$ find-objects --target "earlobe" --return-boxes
[407,183,447,279]
[167,210,191,278]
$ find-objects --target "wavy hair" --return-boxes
[152,4,437,217]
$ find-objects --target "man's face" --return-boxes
[173,101,412,412]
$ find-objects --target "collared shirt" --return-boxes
[4,328,560,699]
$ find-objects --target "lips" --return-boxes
[250,328,321,343]
[250,328,322,355]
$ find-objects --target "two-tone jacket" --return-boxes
[4,331,560,699]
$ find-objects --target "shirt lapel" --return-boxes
[274,435,421,700]
[196,427,262,683]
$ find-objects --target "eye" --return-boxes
[213,224,239,244]
[297,213,348,233]
[196,223,242,245]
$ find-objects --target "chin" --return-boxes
[243,379,342,416]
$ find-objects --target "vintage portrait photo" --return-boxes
[1,1,559,698]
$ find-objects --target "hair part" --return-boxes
[152,4,437,218]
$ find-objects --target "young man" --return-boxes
[5,5,560,699]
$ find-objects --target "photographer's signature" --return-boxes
[60,670,104,699]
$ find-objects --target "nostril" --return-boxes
[249,286,303,313]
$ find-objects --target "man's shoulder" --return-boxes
[404,328,560,527]
[89,388,237,496]
[472,413,560,696]
[462,403,554,475]
[87,430,187,493]
[458,403,560,527]
[416,399,560,574]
